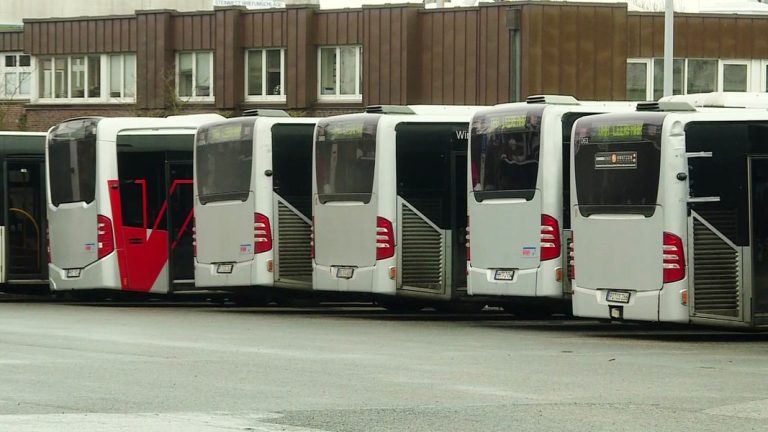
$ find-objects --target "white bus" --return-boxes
[46,114,224,296]
[466,96,635,316]
[570,99,768,327]
[0,132,48,292]
[312,105,480,310]
[193,111,318,303]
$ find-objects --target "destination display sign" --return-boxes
[319,122,364,141]
[588,123,644,142]
[489,114,527,131]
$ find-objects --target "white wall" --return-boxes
[0,0,316,24]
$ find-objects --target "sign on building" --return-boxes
[213,0,286,9]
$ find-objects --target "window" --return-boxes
[470,106,544,201]
[109,54,136,99]
[721,61,749,92]
[687,59,718,94]
[177,51,213,100]
[35,54,136,103]
[652,58,684,100]
[626,60,651,101]
[318,46,362,101]
[1,53,32,99]
[245,49,285,101]
[48,118,99,206]
[315,114,379,203]
[196,119,255,204]
[627,58,764,99]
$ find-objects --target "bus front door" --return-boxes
[451,151,468,293]
[167,161,194,287]
[750,157,768,324]
[4,159,47,284]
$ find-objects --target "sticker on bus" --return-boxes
[84,243,95,252]
[239,244,252,254]
[594,151,637,170]
[521,246,537,258]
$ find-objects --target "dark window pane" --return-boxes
[272,124,314,216]
[5,55,16,67]
[48,118,99,206]
[196,119,254,204]
[19,55,30,67]
[470,106,544,201]
[573,113,666,217]
[315,114,379,203]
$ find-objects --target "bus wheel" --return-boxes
[377,298,426,313]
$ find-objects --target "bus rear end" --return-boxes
[47,118,114,290]
[312,114,387,294]
[467,106,547,298]
[570,112,688,322]
[194,119,264,289]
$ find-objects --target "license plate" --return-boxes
[66,268,82,278]
[217,264,234,274]
[494,270,515,281]
[335,267,354,279]
[606,291,630,304]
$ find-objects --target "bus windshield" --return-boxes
[48,118,99,206]
[470,106,544,201]
[196,119,254,204]
[315,114,379,204]
[573,113,666,217]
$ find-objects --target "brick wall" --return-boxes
[0,102,27,131]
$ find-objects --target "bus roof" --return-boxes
[660,92,768,109]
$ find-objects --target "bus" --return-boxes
[466,96,635,316]
[0,132,48,293]
[312,105,481,310]
[46,114,224,296]
[570,98,768,327]
[193,111,318,303]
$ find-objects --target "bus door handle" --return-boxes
[128,238,144,245]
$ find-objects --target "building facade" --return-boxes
[1,1,768,131]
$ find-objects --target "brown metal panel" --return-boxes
[523,5,544,97]
[736,18,754,59]
[378,9,392,104]
[685,16,703,57]
[106,20,115,53]
[612,7,628,101]
[577,7,596,99]
[703,17,720,58]
[626,15,640,58]
[370,9,383,104]
[418,12,433,102]
[638,15,653,58]
[328,12,338,45]
[720,18,736,58]
[754,18,768,58]
[539,6,559,95]
[314,13,326,45]
[465,9,478,104]
[441,12,454,103]
[94,20,104,52]
[272,12,283,46]
[593,6,613,100]
[431,11,444,103]
[651,15,664,57]
[453,11,467,103]
[62,21,72,54]
[672,16,687,58]
[391,9,404,104]
[242,14,253,47]
[147,15,158,107]
[202,14,212,50]
[286,9,298,107]
[483,7,499,104]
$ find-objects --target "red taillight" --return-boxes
[663,232,685,283]
[192,219,197,257]
[97,214,114,260]
[310,217,315,259]
[376,216,395,260]
[567,234,575,280]
[540,214,561,261]
[254,213,272,254]
[465,216,470,261]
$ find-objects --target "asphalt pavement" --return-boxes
[0,299,767,431]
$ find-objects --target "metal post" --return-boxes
[663,0,674,97]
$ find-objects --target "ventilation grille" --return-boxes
[276,201,311,282]
[401,204,443,291]
[692,218,740,317]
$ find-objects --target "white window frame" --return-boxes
[0,52,33,100]
[244,48,286,103]
[175,51,214,103]
[626,58,652,101]
[107,54,137,103]
[760,60,768,92]
[32,54,136,104]
[719,59,750,92]
[317,45,362,102]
